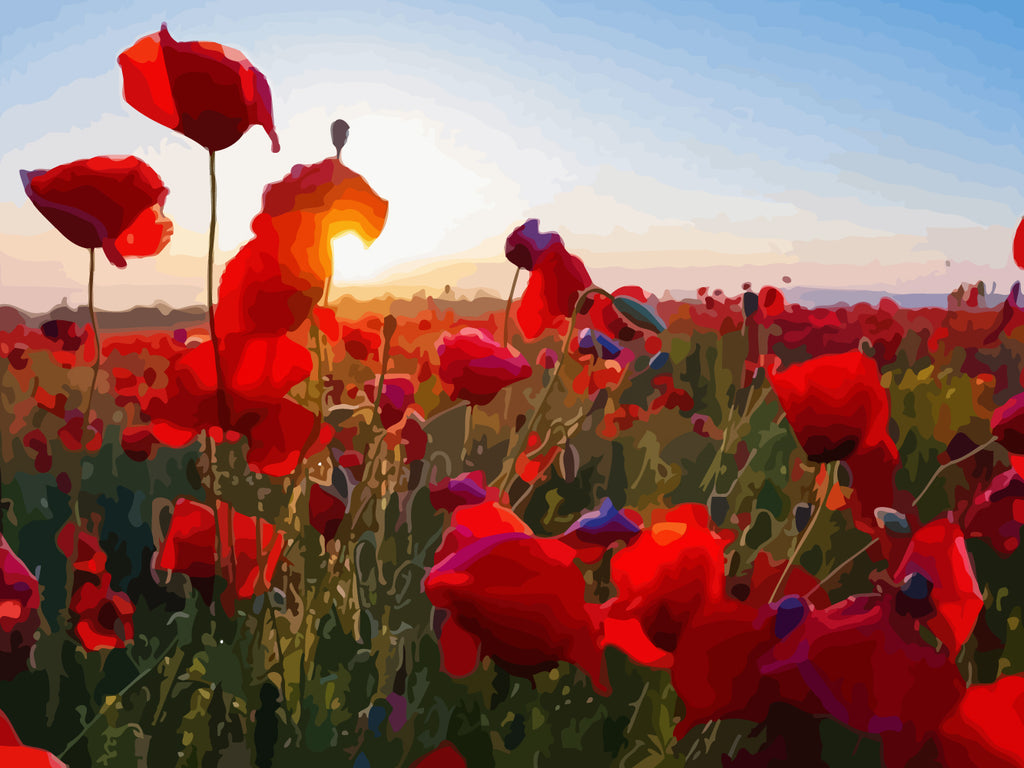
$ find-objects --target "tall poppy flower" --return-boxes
[516,240,592,341]
[435,327,532,406]
[769,350,891,463]
[505,219,563,271]
[157,498,285,601]
[119,24,279,153]
[0,536,40,680]
[21,156,172,268]
[142,333,332,476]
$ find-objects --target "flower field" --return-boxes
[5,21,1024,768]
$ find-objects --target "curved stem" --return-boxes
[496,286,612,496]
[913,436,997,508]
[503,267,521,348]
[804,538,876,600]
[769,461,836,603]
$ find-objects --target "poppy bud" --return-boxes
[556,444,579,483]
[331,119,350,155]
[773,595,807,639]
[382,313,398,340]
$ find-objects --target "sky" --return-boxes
[3,0,1024,311]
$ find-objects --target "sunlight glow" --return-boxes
[331,232,380,284]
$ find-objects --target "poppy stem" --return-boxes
[58,634,179,759]
[462,405,473,468]
[769,461,837,603]
[372,315,396,427]
[912,436,997,508]
[64,246,102,632]
[204,148,234,591]
[804,537,876,600]
[496,286,613,497]
[503,267,521,348]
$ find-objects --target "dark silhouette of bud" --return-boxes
[331,119,350,160]
[383,314,398,339]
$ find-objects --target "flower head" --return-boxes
[21,156,172,267]
[119,24,279,152]
[435,327,532,406]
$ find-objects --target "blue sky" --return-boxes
[3,0,1024,308]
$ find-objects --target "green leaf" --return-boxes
[612,296,667,333]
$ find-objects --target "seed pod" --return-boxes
[557,443,579,483]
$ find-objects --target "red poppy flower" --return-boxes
[425,532,608,693]
[760,594,965,741]
[120,426,160,462]
[843,435,905,539]
[605,504,730,654]
[770,350,891,463]
[157,498,285,601]
[215,231,322,336]
[253,158,389,285]
[57,524,107,575]
[411,741,467,768]
[516,241,592,340]
[670,599,816,737]
[21,156,172,267]
[364,375,418,430]
[69,573,134,651]
[57,412,103,453]
[962,469,1024,555]
[429,471,490,513]
[504,219,564,271]
[993,393,1024,454]
[435,327,532,406]
[342,324,382,362]
[22,430,52,473]
[308,483,347,540]
[0,709,67,767]
[142,333,331,476]
[119,24,279,153]
[0,537,40,679]
[936,673,1024,767]
[433,501,533,566]
[893,518,983,654]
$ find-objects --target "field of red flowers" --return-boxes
[5,21,1024,768]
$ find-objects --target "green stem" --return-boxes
[496,286,612,496]
[769,461,836,603]
[912,436,997,508]
[59,636,179,758]
[503,267,521,348]
[462,405,473,468]
[804,537,876,600]
[204,149,234,591]
[65,246,102,628]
